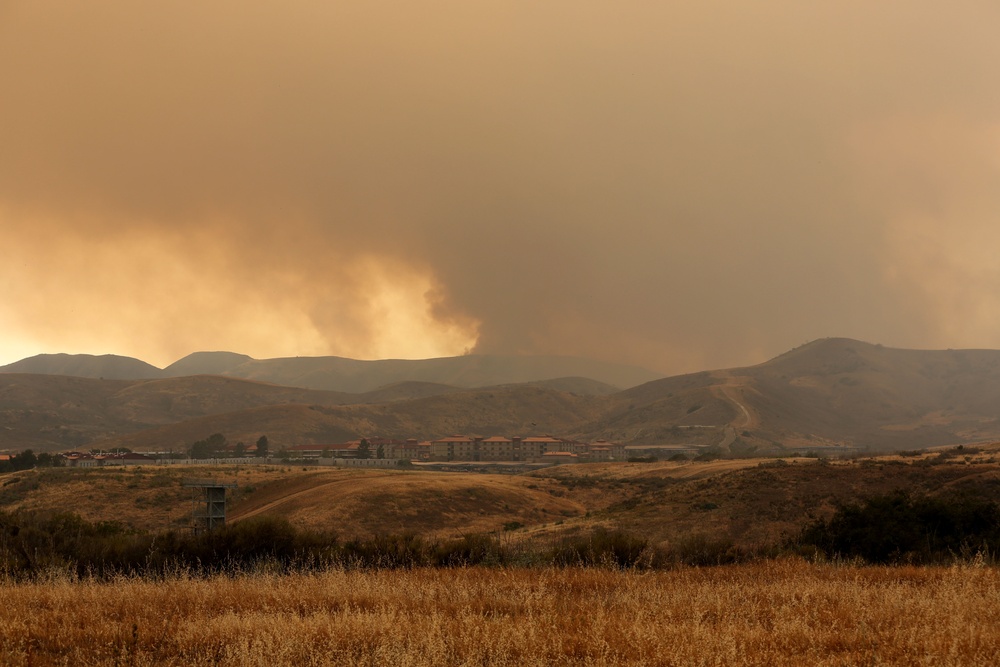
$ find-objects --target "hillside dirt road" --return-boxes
[709,372,758,452]
[229,479,344,523]
[226,468,587,538]
[712,373,757,427]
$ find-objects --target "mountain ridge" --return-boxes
[0,353,163,380]
[1,351,662,392]
[9,338,1000,454]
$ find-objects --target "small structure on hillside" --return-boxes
[182,478,237,534]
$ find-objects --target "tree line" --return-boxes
[1,489,998,579]
[188,434,269,459]
[0,451,63,473]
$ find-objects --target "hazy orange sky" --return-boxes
[2,1,999,374]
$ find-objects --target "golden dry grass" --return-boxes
[1,560,999,666]
[7,457,1000,552]
[0,465,293,532]
[532,458,785,481]
[260,474,583,537]
[0,464,589,538]
[228,468,585,538]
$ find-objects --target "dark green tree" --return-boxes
[0,450,38,472]
[799,491,1000,564]
[234,442,246,457]
[36,452,63,467]
[376,443,385,459]
[256,435,269,458]
[190,433,227,459]
[189,439,211,459]
[206,433,227,453]
[357,438,371,459]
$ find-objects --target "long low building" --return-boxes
[279,435,626,463]
[66,436,628,466]
[63,452,156,467]
[426,435,626,463]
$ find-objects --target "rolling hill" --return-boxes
[0,373,603,452]
[0,353,163,380]
[210,353,662,392]
[1,351,663,392]
[576,338,1000,452]
[83,385,606,453]
[9,338,1000,454]
[4,445,998,548]
[162,351,253,376]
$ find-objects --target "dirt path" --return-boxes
[663,458,766,479]
[229,478,354,522]
[711,373,757,429]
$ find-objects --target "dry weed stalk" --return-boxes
[0,560,998,665]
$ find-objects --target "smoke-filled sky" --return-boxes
[2,1,1000,374]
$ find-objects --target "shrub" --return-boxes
[551,528,653,569]
[798,490,1000,564]
[668,533,745,566]
[342,532,430,568]
[434,534,506,567]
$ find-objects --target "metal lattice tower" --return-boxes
[182,478,238,534]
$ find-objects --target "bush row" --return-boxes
[0,510,767,579]
[4,487,995,577]
[797,490,1000,564]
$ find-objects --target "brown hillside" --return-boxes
[0,374,140,450]
[0,353,162,379]
[741,338,1000,449]
[218,353,661,392]
[0,465,585,538]
[89,385,605,452]
[5,446,998,549]
[575,338,1000,451]
[13,338,1000,454]
[1,373,607,453]
[523,444,1000,549]
[580,383,737,446]
[105,376,355,424]
[229,469,584,538]
[91,404,361,452]
[0,374,359,452]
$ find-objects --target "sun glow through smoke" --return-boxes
[2,2,1000,372]
[0,208,479,367]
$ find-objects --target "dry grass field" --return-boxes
[0,465,293,532]
[1,560,998,666]
[3,450,1000,550]
[228,468,585,538]
[0,465,588,538]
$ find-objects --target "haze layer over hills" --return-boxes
[5,339,1000,454]
[0,351,661,393]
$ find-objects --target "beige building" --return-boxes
[480,436,513,460]
[430,435,477,461]
[388,439,431,461]
[292,434,631,464]
[521,436,564,460]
